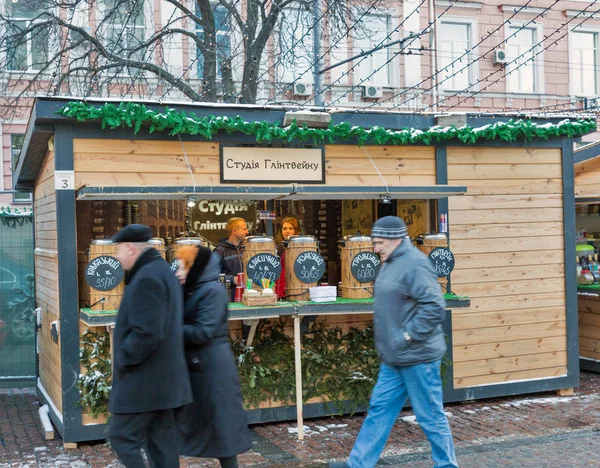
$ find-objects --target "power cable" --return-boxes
[302,0,430,106]
[438,2,600,112]
[262,0,384,106]
[326,3,454,108]
[367,0,547,111]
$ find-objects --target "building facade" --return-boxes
[1,0,599,208]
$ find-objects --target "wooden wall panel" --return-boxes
[448,147,567,389]
[578,298,600,360]
[574,156,600,197]
[73,140,436,188]
[34,149,62,415]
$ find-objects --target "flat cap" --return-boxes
[111,224,153,243]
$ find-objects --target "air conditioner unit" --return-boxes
[493,49,509,64]
[363,84,383,99]
[293,82,313,97]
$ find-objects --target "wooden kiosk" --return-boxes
[573,141,600,373]
[14,97,590,443]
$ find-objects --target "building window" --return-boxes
[353,14,392,87]
[571,30,598,96]
[507,25,540,93]
[104,0,146,64]
[5,0,50,71]
[438,21,475,91]
[196,5,231,80]
[275,7,313,84]
[11,134,31,202]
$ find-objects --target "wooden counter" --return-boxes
[80,294,470,439]
[577,285,600,372]
[80,294,471,327]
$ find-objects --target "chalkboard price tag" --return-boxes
[428,247,455,278]
[170,259,181,273]
[351,252,381,283]
[293,251,326,284]
[85,255,124,291]
[246,253,282,287]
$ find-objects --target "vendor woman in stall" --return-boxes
[275,216,301,298]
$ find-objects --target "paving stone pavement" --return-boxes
[1,372,599,467]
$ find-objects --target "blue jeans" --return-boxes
[348,360,458,468]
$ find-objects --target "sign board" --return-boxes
[190,201,256,246]
[259,210,277,220]
[246,253,282,287]
[293,251,326,284]
[428,247,455,278]
[85,255,124,291]
[55,170,75,190]
[351,252,381,283]
[221,146,325,183]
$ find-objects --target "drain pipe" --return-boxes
[429,0,438,112]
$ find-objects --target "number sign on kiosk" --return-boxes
[84,255,124,291]
[428,247,455,278]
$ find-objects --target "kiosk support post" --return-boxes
[293,314,304,440]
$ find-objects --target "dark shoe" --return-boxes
[328,462,349,468]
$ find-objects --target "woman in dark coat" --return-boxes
[175,245,251,468]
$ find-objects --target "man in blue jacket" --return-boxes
[108,224,192,468]
[330,216,457,468]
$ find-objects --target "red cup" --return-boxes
[234,285,244,302]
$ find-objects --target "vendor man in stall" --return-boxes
[214,217,249,301]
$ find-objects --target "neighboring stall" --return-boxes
[574,142,600,373]
[14,97,591,443]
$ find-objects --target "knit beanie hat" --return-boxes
[371,216,408,239]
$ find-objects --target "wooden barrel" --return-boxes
[243,236,277,291]
[284,235,320,301]
[416,233,449,288]
[78,250,90,308]
[340,235,375,299]
[416,232,448,255]
[88,239,125,311]
[169,237,206,262]
[148,238,166,259]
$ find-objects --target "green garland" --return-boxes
[75,319,450,418]
[0,206,32,217]
[233,319,450,413]
[77,328,112,418]
[57,101,596,146]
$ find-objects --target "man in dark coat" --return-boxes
[108,224,192,468]
[213,217,248,301]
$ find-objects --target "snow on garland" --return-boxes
[57,101,596,146]
[0,206,32,217]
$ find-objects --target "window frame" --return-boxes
[194,3,233,82]
[569,26,600,97]
[436,16,480,93]
[4,10,51,73]
[351,11,396,88]
[504,22,545,94]
[100,0,152,75]
[274,6,314,84]
[10,134,32,203]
